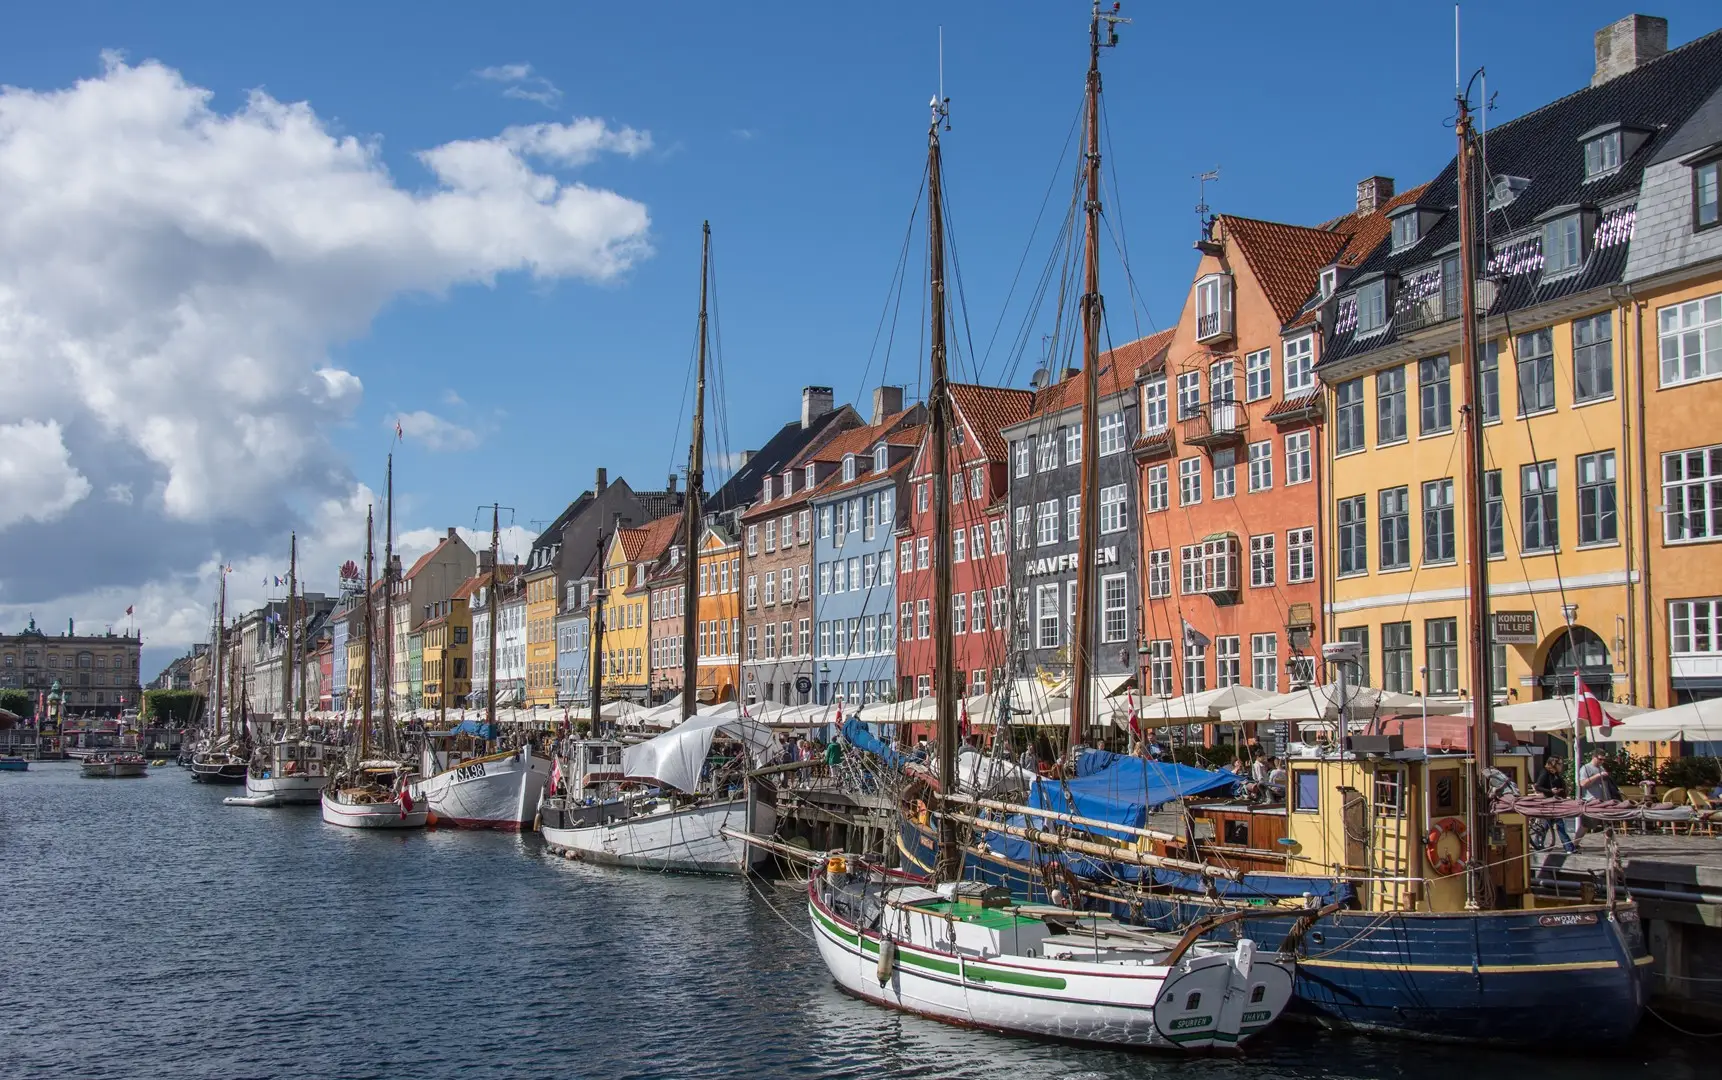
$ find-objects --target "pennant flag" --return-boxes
[1575,674,1610,735]
[1182,618,1211,650]
[395,420,404,439]
[125,605,134,616]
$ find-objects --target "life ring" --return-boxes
[1425,816,1468,877]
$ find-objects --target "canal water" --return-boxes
[1,763,1710,1080]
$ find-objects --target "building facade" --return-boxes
[694,524,742,704]
[600,514,680,703]
[0,618,142,718]
[390,529,477,707]
[556,577,592,708]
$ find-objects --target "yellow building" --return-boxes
[422,580,475,713]
[523,554,559,709]
[599,513,681,703]
[693,523,740,704]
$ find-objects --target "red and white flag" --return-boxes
[397,785,415,818]
[959,697,971,741]
[1127,691,1142,744]
[1576,675,1610,735]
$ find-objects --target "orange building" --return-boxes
[693,523,741,703]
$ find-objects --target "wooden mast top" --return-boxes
[681,222,710,723]
[927,92,960,883]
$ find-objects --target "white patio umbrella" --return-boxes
[1133,685,1272,727]
[1596,697,1722,742]
[1219,683,1464,724]
[1491,696,1644,733]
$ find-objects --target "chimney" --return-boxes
[1355,176,1395,214]
[446,526,458,540]
[666,472,678,493]
[871,385,904,425]
[801,386,834,429]
[594,467,608,495]
[1593,14,1667,86]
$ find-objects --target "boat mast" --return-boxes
[681,222,710,723]
[1454,88,1495,909]
[487,502,500,734]
[1070,0,1125,754]
[298,581,308,732]
[590,519,611,732]
[285,532,297,730]
[361,505,376,762]
[927,92,960,883]
[213,570,226,742]
[383,453,395,741]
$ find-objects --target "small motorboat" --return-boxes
[0,756,29,772]
[81,753,148,779]
[224,793,282,808]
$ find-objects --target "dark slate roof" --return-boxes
[1652,83,1722,164]
[1319,28,1722,370]
[702,406,852,516]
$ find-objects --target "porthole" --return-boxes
[1184,992,1202,1011]
[1250,985,1266,1003]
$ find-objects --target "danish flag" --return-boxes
[1575,675,1611,735]
[1127,690,1142,743]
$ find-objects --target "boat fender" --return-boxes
[1234,937,1255,980]
[876,937,896,985]
[826,853,849,877]
[533,812,542,833]
[1425,817,1468,877]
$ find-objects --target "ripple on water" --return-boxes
[0,763,1709,1080]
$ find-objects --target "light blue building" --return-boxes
[810,438,915,708]
[556,579,592,708]
[329,600,350,713]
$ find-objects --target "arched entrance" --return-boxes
[1539,626,1614,701]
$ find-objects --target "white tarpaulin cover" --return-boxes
[621,713,780,793]
[953,748,1036,793]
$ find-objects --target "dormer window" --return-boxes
[1696,158,1719,231]
[1488,174,1531,212]
[805,463,817,487]
[1580,123,1650,182]
[1355,278,1389,336]
[1194,273,1233,342]
[761,476,773,504]
[842,454,857,482]
[1318,266,1338,299]
[873,444,888,471]
[781,471,794,496]
[1540,209,1591,276]
[1389,207,1420,251]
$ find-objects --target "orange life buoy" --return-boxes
[1425,816,1468,877]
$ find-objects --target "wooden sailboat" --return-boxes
[539,222,778,873]
[190,567,247,784]
[418,504,552,829]
[814,17,1292,1048]
[244,533,331,805]
[321,502,426,828]
[895,44,1650,1047]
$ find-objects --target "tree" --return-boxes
[142,690,205,727]
[0,688,34,719]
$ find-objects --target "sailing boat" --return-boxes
[813,22,1290,1049]
[539,222,778,873]
[417,505,552,829]
[894,30,1650,1046]
[244,533,330,804]
[321,503,426,828]
[190,567,248,784]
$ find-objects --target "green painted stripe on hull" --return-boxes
[812,904,1068,987]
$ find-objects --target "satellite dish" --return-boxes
[1029,367,1050,390]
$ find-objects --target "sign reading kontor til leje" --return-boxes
[1492,610,1537,645]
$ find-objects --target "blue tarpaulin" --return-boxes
[842,717,917,770]
[437,719,499,740]
[1027,757,1239,838]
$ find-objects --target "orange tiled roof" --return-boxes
[950,383,1035,463]
[619,512,683,564]
[1325,183,1432,269]
[1222,215,1351,326]
[1022,328,1173,418]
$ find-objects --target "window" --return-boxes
[1066,495,1079,542]
[1671,599,1722,657]
[1287,527,1315,583]
[1418,355,1451,434]
[1176,371,1202,420]
[1390,208,1419,251]
[746,526,758,556]
[1658,294,1722,386]
[1335,378,1364,453]
[1014,439,1029,477]
[1249,534,1275,588]
[990,519,1006,556]
[1179,457,1202,505]
[1318,267,1338,299]
[1516,328,1556,415]
[1379,486,1410,570]
[764,520,778,553]
[1098,411,1126,455]
[1147,463,1169,511]
[1376,366,1406,444]
[1247,440,1272,492]
[1200,536,1238,593]
[916,483,929,513]
[1480,340,1501,421]
[1522,461,1558,552]
[952,595,966,636]
[1483,469,1504,557]
[917,536,930,569]
[1015,505,1031,550]
[1284,334,1314,394]
[952,528,966,564]
[1425,618,1459,695]
[1065,423,1082,465]
[1573,313,1613,403]
[971,590,986,634]
[1036,584,1060,649]
[971,525,985,563]
[848,557,860,591]
[878,613,892,653]
[1697,159,1720,230]
[1183,638,1207,693]
[971,466,984,498]
[1251,634,1278,692]
[797,509,810,545]
[746,575,758,609]
[1338,496,1367,576]
[1543,214,1583,275]
[763,573,776,606]
[1663,445,1722,542]
[1142,377,1168,432]
[992,586,1007,630]
[1036,433,1058,472]
[862,556,878,590]
[757,624,770,660]
[1578,451,1617,546]
[1284,431,1311,485]
[1148,549,1171,598]
[1382,622,1413,693]
[1101,574,1128,643]
[951,473,964,505]
[1584,131,1621,179]
[1422,479,1455,563]
[1216,636,1240,687]
[819,506,833,538]
[1356,280,1387,335]
[841,455,856,483]
[900,540,913,575]
[1195,273,1232,339]
[1338,627,1370,687]
[1100,484,1128,533]
[1148,640,1173,696]
[1179,544,1203,595]
[1212,448,1236,500]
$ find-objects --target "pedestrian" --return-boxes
[1535,757,1576,852]
[1573,751,1610,847]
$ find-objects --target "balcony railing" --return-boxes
[1195,309,1234,343]
[1391,292,1454,336]
[1178,401,1248,448]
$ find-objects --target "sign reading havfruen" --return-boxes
[1023,546,1119,578]
[1492,610,1537,645]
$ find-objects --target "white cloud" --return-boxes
[389,410,479,452]
[0,420,91,527]
[472,62,563,108]
[441,389,465,407]
[0,55,655,659]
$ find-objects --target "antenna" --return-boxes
[1454,4,1461,95]
[1095,0,1129,47]
[932,26,950,130]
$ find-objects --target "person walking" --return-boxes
[1573,751,1610,848]
[1535,757,1576,852]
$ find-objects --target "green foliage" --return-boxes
[1657,755,1722,791]
[0,688,34,718]
[1598,750,1656,786]
[142,689,205,726]
[575,720,592,738]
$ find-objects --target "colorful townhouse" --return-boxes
[599,513,680,703]
[421,580,474,713]
[807,409,925,709]
[897,383,1034,717]
[1003,338,1167,722]
[1316,19,1722,709]
[694,524,742,704]
[1622,58,1722,709]
[647,545,686,702]
[555,578,592,709]
[388,528,476,708]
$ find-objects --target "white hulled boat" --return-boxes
[418,736,551,830]
[246,534,330,806]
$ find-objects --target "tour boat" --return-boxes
[537,737,628,832]
[190,747,248,784]
[810,858,1292,1050]
[417,735,551,830]
[81,753,148,779]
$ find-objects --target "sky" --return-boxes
[1,1,1715,677]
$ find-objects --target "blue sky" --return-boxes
[3,1,1717,667]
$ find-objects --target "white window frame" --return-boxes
[1036,583,1061,650]
[1178,457,1202,506]
[1148,548,1171,598]
[1098,411,1126,455]
[1101,573,1128,643]
[1147,463,1169,512]
[1663,444,1722,544]
[1251,633,1279,692]
[1244,348,1272,402]
[1099,484,1128,534]
[1249,534,1275,588]
[1283,334,1315,393]
[1141,377,1168,433]
[1658,293,1722,388]
[1247,440,1273,492]
[1212,448,1236,500]
[1035,500,1059,546]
